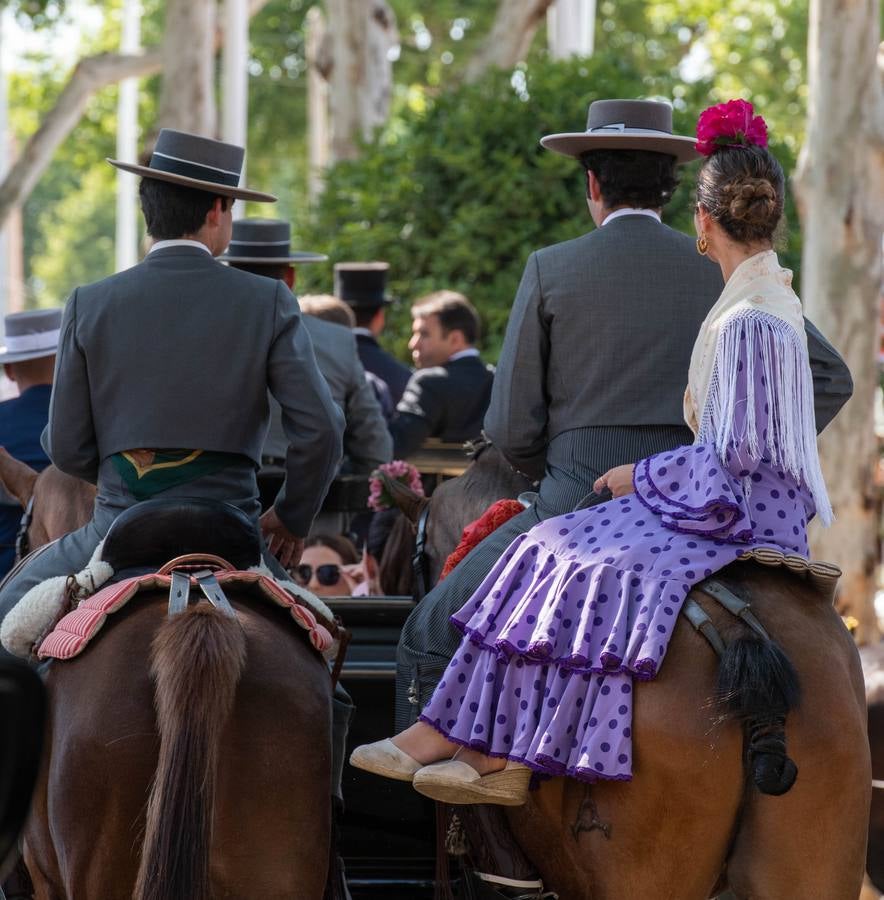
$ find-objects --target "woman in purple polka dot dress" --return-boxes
[351,102,833,805]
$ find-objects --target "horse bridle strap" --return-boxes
[15,496,35,563]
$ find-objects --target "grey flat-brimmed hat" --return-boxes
[219,218,328,265]
[107,128,277,203]
[334,262,393,308]
[0,308,62,364]
[541,99,699,164]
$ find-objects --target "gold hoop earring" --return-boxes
[696,234,708,255]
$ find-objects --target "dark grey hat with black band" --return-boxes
[107,128,277,203]
[334,262,392,308]
[219,218,328,265]
[541,99,699,164]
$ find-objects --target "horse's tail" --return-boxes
[716,634,801,796]
[133,605,246,900]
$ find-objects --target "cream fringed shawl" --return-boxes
[683,249,832,525]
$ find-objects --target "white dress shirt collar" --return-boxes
[149,239,212,254]
[352,327,375,339]
[448,348,481,362]
[601,208,662,226]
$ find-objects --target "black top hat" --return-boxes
[0,308,63,364]
[541,99,698,164]
[107,129,277,202]
[334,262,392,308]
[219,218,328,265]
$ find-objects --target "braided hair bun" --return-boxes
[697,144,784,244]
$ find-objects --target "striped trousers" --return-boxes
[395,424,693,730]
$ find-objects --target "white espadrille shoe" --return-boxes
[412,759,531,806]
[349,738,426,782]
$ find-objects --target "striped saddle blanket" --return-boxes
[38,568,336,661]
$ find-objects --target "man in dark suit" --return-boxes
[0,129,343,623]
[335,262,411,405]
[220,218,392,488]
[391,291,494,458]
[0,309,61,577]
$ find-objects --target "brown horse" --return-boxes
[393,445,871,900]
[1,457,333,900]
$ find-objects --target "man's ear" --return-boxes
[587,170,603,204]
[206,196,227,227]
[284,267,296,290]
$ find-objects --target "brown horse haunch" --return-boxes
[1,464,334,900]
[391,447,871,900]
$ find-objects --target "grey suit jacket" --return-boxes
[264,315,392,473]
[485,215,853,479]
[46,246,344,536]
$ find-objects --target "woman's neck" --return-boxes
[717,241,772,283]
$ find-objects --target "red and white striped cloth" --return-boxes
[38,570,333,661]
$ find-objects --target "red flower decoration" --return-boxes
[696,99,768,156]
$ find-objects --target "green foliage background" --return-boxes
[10,0,813,362]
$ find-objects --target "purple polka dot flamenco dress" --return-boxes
[420,252,832,784]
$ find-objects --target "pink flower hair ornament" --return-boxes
[696,99,768,157]
[368,460,425,512]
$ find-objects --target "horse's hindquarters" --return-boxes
[507,614,746,900]
[213,602,333,898]
[724,579,871,900]
[25,594,333,900]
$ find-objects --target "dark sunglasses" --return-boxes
[294,563,342,587]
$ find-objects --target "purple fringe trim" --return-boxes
[418,713,634,785]
[450,619,660,682]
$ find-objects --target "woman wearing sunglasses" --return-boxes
[294,534,360,597]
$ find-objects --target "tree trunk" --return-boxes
[306,5,330,198]
[794,0,884,643]
[464,0,556,83]
[0,0,272,232]
[324,0,397,162]
[157,0,217,135]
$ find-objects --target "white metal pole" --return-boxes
[548,0,596,60]
[0,12,8,319]
[222,0,249,219]
[116,0,142,271]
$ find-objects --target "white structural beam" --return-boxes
[222,0,249,218]
[115,0,142,271]
[547,0,596,59]
[0,13,8,317]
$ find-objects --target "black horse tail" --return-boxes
[717,634,800,796]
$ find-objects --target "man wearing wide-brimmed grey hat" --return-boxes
[389,98,854,898]
[0,128,343,621]
[220,216,392,494]
[0,309,62,577]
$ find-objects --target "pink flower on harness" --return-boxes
[696,99,768,156]
[367,459,424,512]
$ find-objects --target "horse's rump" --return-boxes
[26,589,333,900]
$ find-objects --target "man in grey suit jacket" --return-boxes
[0,130,344,630]
[395,99,853,733]
[220,218,392,486]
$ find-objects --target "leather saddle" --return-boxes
[101,498,261,573]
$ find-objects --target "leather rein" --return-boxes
[14,496,34,563]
